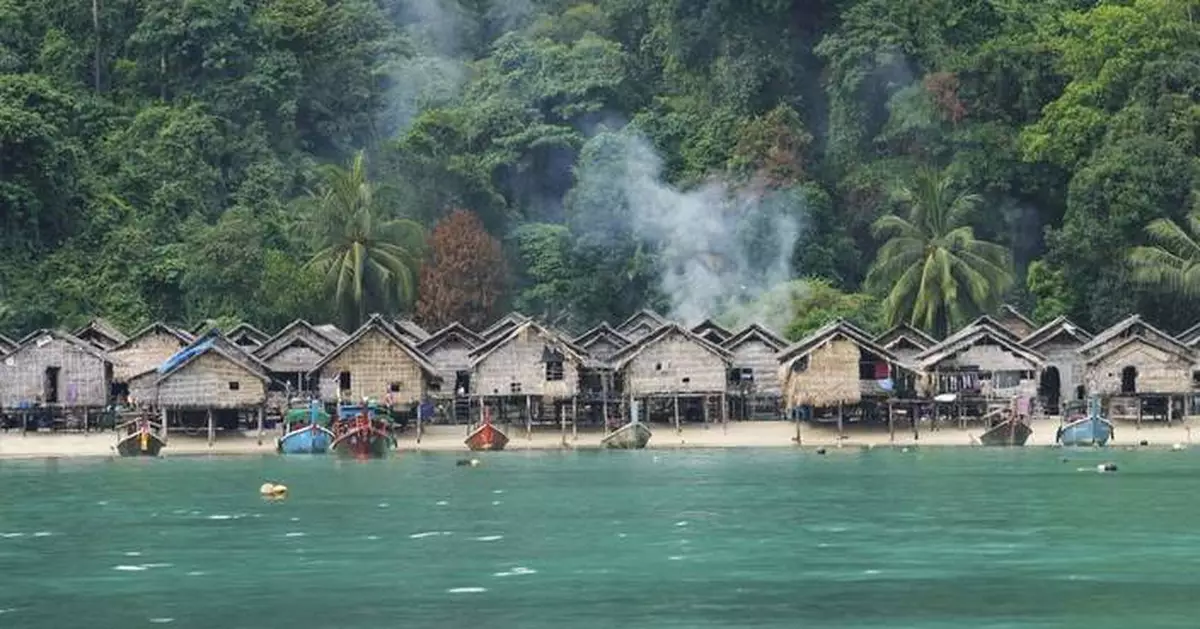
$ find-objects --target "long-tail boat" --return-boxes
[1056,396,1114,447]
[277,399,335,455]
[330,401,397,458]
[465,405,508,451]
[978,400,1033,446]
[601,408,652,449]
[115,416,166,457]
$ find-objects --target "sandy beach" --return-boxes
[1,418,1197,458]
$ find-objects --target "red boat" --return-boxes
[330,403,396,459]
[465,407,509,451]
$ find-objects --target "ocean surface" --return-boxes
[1,447,1198,628]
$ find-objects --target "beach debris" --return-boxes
[455,458,481,467]
[259,482,288,498]
[815,447,827,455]
[1097,462,1118,473]
[1139,440,1149,446]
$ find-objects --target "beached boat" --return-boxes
[601,421,652,449]
[978,417,1032,446]
[330,402,396,458]
[115,418,165,457]
[1056,397,1113,446]
[465,407,508,451]
[277,400,334,455]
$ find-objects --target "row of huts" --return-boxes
[0,304,1195,429]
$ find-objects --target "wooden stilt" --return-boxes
[913,403,920,441]
[673,395,681,434]
[836,402,844,445]
[1168,396,1174,425]
[83,408,89,434]
[161,408,168,443]
[888,402,895,443]
[794,407,801,444]
[526,395,533,441]
[256,405,264,446]
[703,395,710,429]
[571,396,578,443]
[206,408,214,447]
[560,399,567,445]
[1137,397,1143,430]
[417,401,423,445]
[721,392,727,434]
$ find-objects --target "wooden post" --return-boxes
[721,392,728,434]
[1137,396,1143,430]
[417,401,423,445]
[888,402,895,443]
[836,402,844,445]
[83,408,89,434]
[206,408,214,447]
[673,395,681,434]
[703,395,710,429]
[913,403,920,441]
[560,399,567,445]
[161,408,168,443]
[525,395,532,441]
[571,396,578,443]
[794,407,801,444]
[256,405,264,446]
[1168,396,1174,425]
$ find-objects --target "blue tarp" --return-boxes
[157,338,215,374]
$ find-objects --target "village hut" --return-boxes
[154,331,274,444]
[569,322,633,425]
[253,320,340,394]
[0,333,16,356]
[108,322,194,399]
[73,317,128,351]
[469,320,586,398]
[309,315,438,413]
[0,329,113,412]
[610,322,731,427]
[873,324,937,364]
[691,319,732,346]
[1078,315,1194,421]
[393,318,431,344]
[615,309,669,342]
[227,323,270,350]
[1020,316,1092,414]
[995,304,1037,339]
[415,322,484,424]
[723,323,787,420]
[914,319,1044,421]
[479,312,531,340]
[777,320,914,432]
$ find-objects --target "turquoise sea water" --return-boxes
[2,448,1199,628]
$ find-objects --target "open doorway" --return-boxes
[1038,367,1061,415]
[454,371,471,397]
[1121,366,1138,394]
[44,366,61,404]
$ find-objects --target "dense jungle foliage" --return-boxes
[2,0,1199,340]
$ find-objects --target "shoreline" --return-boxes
[0,418,1195,459]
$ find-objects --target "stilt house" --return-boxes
[1020,316,1092,414]
[723,323,787,420]
[0,330,113,409]
[253,320,340,394]
[1078,315,1194,420]
[309,315,438,410]
[874,324,937,364]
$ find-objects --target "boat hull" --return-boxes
[1057,417,1114,446]
[978,419,1032,446]
[116,430,165,457]
[277,425,335,454]
[465,423,509,451]
[601,422,653,449]
[330,427,395,458]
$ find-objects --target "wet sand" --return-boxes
[0,418,1195,458]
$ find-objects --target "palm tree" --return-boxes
[1128,212,1200,299]
[865,167,1014,335]
[303,151,425,329]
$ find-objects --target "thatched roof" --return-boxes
[227,322,270,347]
[916,326,1045,371]
[615,309,669,339]
[1078,314,1188,356]
[874,323,937,352]
[723,323,786,352]
[11,329,112,362]
[469,319,588,368]
[110,322,193,352]
[610,322,731,371]
[0,333,16,355]
[310,314,438,376]
[995,304,1036,335]
[418,321,484,353]
[73,317,128,349]
[691,319,732,345]
[392,318,431,343]
[1082,333,1194,366]
[776,320,907,408]
[313,323,349,344]
[1021,316,1092,349]
[479,312,531,339]
[252,319,339,370]
[156,335,271,385]
[572,321,631,350]
[778,319,905,369]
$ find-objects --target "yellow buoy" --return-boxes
[259,482,288,497]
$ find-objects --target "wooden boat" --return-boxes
[277,400,334,455]
[465,407,508,451]
[330,403,396,458]
[115,418,165,457]
[601,421,652,449]
[978,417,1032,446]
[1056,396,1113,446]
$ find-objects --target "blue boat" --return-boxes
[1056,397,1114,446]
[277,400,335,454]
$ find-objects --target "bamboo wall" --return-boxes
[1085,341,1191,395]
[779,339,860,408]
[1038,340,1087,400]
[111,332,187,382]
[728,339,781,395]
[0,336,109,408]
[622,331,727,395]
[582,338,623,363]
[156,352,266,409]
[424,338,474,392]
[315,328,427,403]
[473,329,579,398]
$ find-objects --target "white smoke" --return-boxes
[593,131,803,332]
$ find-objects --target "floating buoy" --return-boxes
[1097,462,1118,473]
[259,482,288,497]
